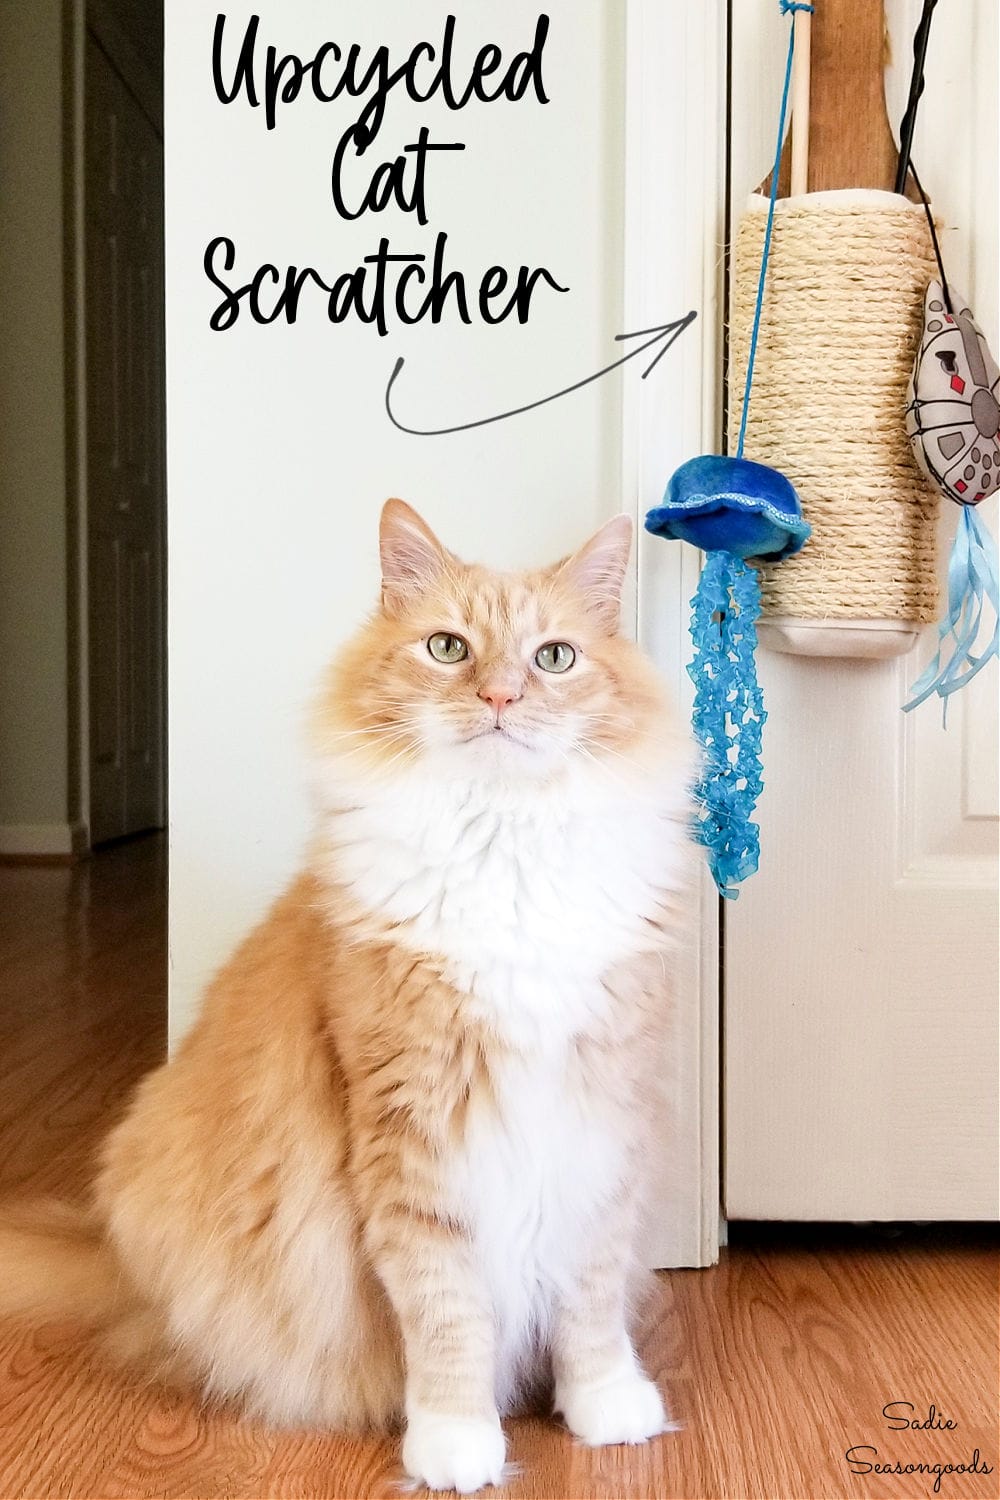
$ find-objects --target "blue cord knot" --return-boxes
[780,2,814,13]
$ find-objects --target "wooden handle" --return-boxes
[760,0,901,197]
[790,7,812,196]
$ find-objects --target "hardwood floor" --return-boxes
[0,839,996,1498]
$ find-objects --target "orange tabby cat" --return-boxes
[0,501,694,1492]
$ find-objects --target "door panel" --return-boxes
[725,643,999,1221]
[90,534,122,779]
[965,664,999,819]
[86,34,165,844]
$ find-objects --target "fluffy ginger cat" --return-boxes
[0,501,694,1493]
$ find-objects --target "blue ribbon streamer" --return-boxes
[903,506,999,722]
[689,554,767,898]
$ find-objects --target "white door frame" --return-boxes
[623,0,727,1266]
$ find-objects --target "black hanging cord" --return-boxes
[908,160,952,315]
[894,0,939,194]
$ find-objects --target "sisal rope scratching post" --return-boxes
[730,191,940,628]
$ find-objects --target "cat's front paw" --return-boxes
[402,1407,507,1493]
[556,1371,673,1447]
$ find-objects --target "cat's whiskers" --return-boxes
[572,740,644,791]
[325,722,423,741]
[335,743,421,774]
[582,736,641,767]
[324,710,431,740]
[323,724,427,776]
[583,710,638,732]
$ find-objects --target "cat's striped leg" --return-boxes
[365,1204,505,1493]
[552,1233,672,1448]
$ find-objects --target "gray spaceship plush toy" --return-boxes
[906,280,1000,505]
[903,280,998,714]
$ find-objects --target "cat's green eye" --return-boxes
[427,632,469,664]
[535,641,576,674]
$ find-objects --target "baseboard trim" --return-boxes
[0,822,89,860]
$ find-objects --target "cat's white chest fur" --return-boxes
[317,759,689,1048]
[459,1041,624,1396]
[315,753,689,1411]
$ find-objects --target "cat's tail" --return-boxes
[0,1197,189,1384]
[0,1197,133,1327]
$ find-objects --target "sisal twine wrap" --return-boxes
[730,191,939,621]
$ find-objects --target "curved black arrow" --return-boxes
[384,310,697,437]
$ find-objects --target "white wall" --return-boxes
[166,1,728,1269]
[166,0,629,1035]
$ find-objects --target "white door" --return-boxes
[86,33,166,845]
[725,2,999,1220]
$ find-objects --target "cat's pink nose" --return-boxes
[478,685,522,718]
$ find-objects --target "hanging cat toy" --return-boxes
[645,0,812,898]
[898,1,999,716]
[646,0,998,897]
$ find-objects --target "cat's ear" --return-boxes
[557,515,633,631]
[379,499,447,614]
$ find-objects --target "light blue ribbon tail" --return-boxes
[688,554,767,898]
[903,506,1000,721]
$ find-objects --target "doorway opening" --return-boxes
[0,0,167,1172]
[80,9,166,846]
[0,0,165,856]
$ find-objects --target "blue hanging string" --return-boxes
[903,506,999,722]
[736,0,813,458]
[689,555,767,897]
[690,0,809,896]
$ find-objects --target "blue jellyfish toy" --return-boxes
[645,1,813,898]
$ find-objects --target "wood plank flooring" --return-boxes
[0,838,996,1498]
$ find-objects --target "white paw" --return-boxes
[557,1372,673,1447]
[402,1407,507,1493]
